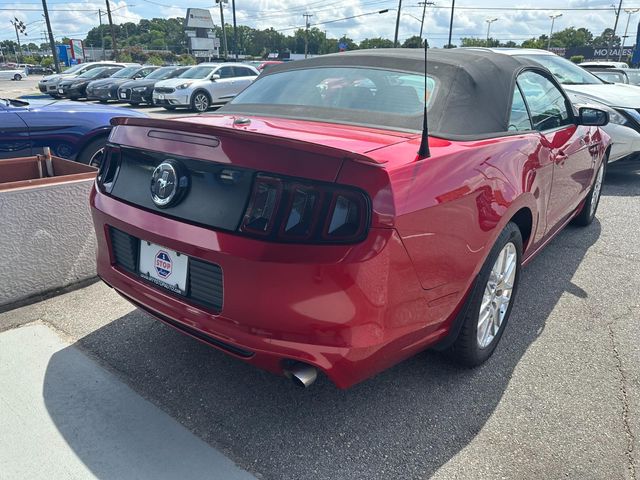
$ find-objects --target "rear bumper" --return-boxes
[91,187,447,388]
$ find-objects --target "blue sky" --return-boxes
[0,0,637,48]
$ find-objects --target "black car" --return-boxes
[58,66,123,100]
[117,65,191,105]
[26,65,54,75]
[86,65,158,102]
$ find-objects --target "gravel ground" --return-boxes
[2,160,639,479]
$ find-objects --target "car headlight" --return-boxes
[608,108,630,125]
[176,82,192,89]
[132,86,148,92]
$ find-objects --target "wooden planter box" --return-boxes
[0,155,98,309]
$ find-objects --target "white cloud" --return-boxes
[0,0,633,47]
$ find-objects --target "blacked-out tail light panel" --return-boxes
[240,172,371,245]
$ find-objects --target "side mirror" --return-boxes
[578,107,609,127]
[211,74,220,82]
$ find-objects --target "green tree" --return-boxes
[460,37,499,47]
[359,37,394,49]
[592,28,620,47]
[550,27,593,48]
[41,57,53,68]
[178,53,196,65]
[402,36,426,48]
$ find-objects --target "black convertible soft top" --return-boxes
[220,49,553,140]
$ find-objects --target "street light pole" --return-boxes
[105,0,118,61]
[393,0,402,47]
[620,8,639,60]
[547,13,562,50]
[217,0,228,59]
[485,17,498,42]
[303,13,313,58]
[41,0,59,72]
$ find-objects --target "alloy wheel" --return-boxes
[590,162,605,218]
[194,93,209,112]
[477,242,517,348]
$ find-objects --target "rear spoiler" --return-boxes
[110,117,387,165]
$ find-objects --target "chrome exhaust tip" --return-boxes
[284,362,318,388]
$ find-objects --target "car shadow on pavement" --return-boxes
[42,219,602,480]
[603,160,640,196]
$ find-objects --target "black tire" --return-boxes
[77,137,107,168]
[163,106,176,111]
[447,222,523,366]
[98,100,109,104]
[572,158,606,227]
[129,101,140,106]
[190,90,211,113]
[13,74,22,81]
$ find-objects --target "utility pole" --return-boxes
[607,0,624,60]
[393,0,402,47]
[620,8,639,60]
[217,0,228,59]
[231,0,238,59]
[10,18,26,62]
[41,0,60,72]
[99,9,105,60]
[418,1,434,40]
[303,13,313,58]
[446,0,455,48]
[105,0,118,61]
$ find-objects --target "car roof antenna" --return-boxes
[417,37,431,159]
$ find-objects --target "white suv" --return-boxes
[152,63,259,112]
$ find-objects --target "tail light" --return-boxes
[96,145,121,194]
[241,174,370,244]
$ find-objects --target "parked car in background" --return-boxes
[0,67,26,81]
[584,67,630,84]
[58,66,124,100]
[479,48,640,163]
[0,96,146,165]
[91,49,610,389]
[117,65,191,105]
[152,63,259,112]
[86,65,158,103]
[39,62,138,98]
[579,60,629,69]
[26,65,53,75]
[622,69,640,86]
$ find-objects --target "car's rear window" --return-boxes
[225,67,436,131]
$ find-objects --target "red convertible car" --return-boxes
[91,49,610,388]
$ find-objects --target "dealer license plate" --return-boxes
[120,92,127,99]
[138,241,188,294]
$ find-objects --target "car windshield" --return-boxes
[111,66,140,78]
[77,67,110,79]
[593,71,627,83]
[145,67,178,80]
[518,54,604,85]
[225,66,436,131]
[63,64,85,74]
[179,66,216,79]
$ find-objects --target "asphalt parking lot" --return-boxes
[1,156,639,479]
[1,75,205,119]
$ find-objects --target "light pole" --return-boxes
[547,13,562,50]
[446,0,455,48]
[620,8,640,60]
[485,17,498,42]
